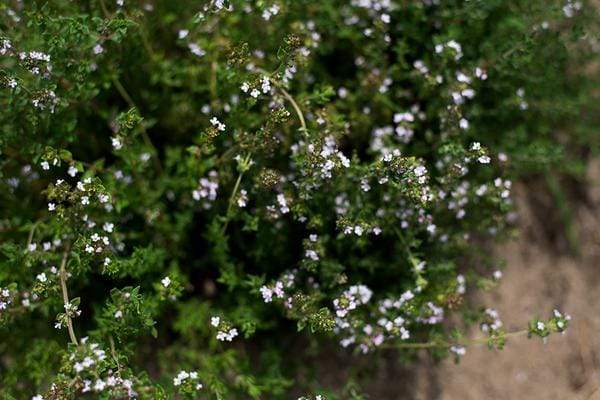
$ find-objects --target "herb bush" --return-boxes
[0,0,597,398]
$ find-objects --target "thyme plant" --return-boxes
[0,0,597,398]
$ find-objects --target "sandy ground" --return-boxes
[410,159,600,400]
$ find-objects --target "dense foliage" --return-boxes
[0,0,597,398]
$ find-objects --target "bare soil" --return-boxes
[410,159,600,400]
[312,160,600,399]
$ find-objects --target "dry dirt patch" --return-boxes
[425,160,600,400]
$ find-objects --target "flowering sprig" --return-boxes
[0,0,595,398]
[156,275,183,301]
[97,287,157,340]
[173,370,204,397]
[0,285,16,321]
[210,316,239,342]
[39,337,140,399]
[528,309,572,339]
[378,309,571,359]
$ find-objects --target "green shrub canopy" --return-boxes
[0,0,595,398]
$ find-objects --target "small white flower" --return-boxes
[210,117,226,131]
[305,249,319,261]
[93,379,106,391]
[450,345,466,356]
[103,222,114,233]
[537,321,546,331]
[276,193,290,214]
[111,137,123,150]
[478,155,491,164]
[68,166,78,177]
[188,43,205,57]
[237,189,248,207]
[161,276,171,287]
[41,161,50,170]
[260,76,271,93]
[216,327,238,341]
[475,67,488,80]
[260,286,274,302]
[93,44,104,55]
[48,202,56,211]
[210,316,220,327]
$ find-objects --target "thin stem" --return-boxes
[138,27,155,59]
[394,227,420,270]
[216,145,239,165]
[59,245,78,346]
[24,221,40,254]
[210,60,218,107]
[255,67,308,136]
[278,86,307,135]
[385,329,529,350]
[0,68,34,96]
[222,154,251,234]
[109,335,121,373]
[101,1,162,174]
[111,76,135,107]
[110,76,163,174]
[99,0,110,17]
